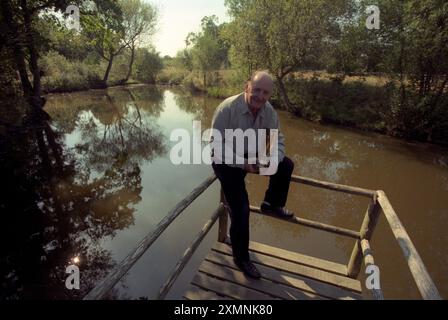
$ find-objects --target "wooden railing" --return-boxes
[239,175,441,300]
[84,174,442,300]
[83,175,217,300]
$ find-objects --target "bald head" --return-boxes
[250,70,274,84]
[250,70,274,86]
[245,70,274,111]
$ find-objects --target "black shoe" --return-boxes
[234,258,261,279]
[260,202,294,218]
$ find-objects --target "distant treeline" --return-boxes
[1,0,160,110]
[1,0,447,144]
[168,0,448,145]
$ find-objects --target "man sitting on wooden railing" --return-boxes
[210,70,295,279]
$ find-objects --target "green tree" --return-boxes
[175,49,193,71]
[1,0,75,112]
[393,0,448,142]
[119,0,158,83]
[186,15,229,88]
[0,0,122,112]
[134,48,163,83]
[349,0,448,141]
[224,0,351,113]
[44,19,93,61]
[81,1,125,85]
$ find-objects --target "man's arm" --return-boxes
[257,107,285,175]
[210,104,246,169]
[270,109,285,163]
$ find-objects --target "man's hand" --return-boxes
[244,163,259,174]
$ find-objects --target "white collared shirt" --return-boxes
[211,92,285,168]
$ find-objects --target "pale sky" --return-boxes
[149,0,230,57]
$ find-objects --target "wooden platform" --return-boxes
[85,175,441,300]
[184,241,364,300]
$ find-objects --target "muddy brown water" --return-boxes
[2,85,446,299]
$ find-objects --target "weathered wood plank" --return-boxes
[213,242,362,293]
[377,190,442,300]
[205,250,362,300]
[347,198,381,278]
[184,285,233,300]
[361,239,384,300]
[192,273,276,300]
[291,175,376,198]
[250,206,360,239]
[84,175,217,300]
[246,240,347,276]
[198,260,327,300]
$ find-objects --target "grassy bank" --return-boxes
[160,68,448,146]
[283,74,391,132]
[39,51,152,94]
[36,53,448,147]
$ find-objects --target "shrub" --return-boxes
[283,76,390,131]
[40,51,103,92]
[134,49,163,84]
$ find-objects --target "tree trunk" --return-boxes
[11,41,33,102]
[1,0,33,102]
[22,0,42,109]
[103,54,115,85]
[124,44,135,83]
[276,75,299,115]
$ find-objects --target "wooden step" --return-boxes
[212,241,362,294]
[184,241,363,300]
[205,250,362,300]
[184,285,233,300]
[191,272,277,300]
[246,240,347,276]
[198,259,328,300]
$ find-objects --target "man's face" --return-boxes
[245,77,273,111]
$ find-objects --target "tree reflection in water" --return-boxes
[0,86,166,299]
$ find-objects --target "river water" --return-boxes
[1,84,446,299]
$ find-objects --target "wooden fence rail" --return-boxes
[85,173,441,300]
[158,204,224,299]
[376,191,442,300]
[83,175,217,300]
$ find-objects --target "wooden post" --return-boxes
[361,239,384,300]
[347,194,381,278]
[218,188,229,243]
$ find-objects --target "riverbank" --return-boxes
[39,67,448,147]
[166,69,448,147]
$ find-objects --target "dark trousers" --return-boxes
[212,156,295,262]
